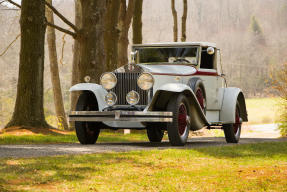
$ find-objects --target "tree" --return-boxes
[78,0,106,83]
[132,0,143,44]
[171,0,188,42]
[6,0,49,128]
[70,0,82,113]
[46,0,69,130]
[171,0,178,42]
[117,0,135,67]
[105,0,120,71]
[181,0,187,42]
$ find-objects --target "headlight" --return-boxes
[137,72,154,90]
[105,92,117,106]
[126,90,140,105]
[100,72,117,90]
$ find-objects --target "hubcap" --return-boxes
[196,88,205,111]
[178,103,187,136]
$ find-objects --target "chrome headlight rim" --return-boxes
[126,90,140,105]
[105,91,117,106]
[100,72,117,90]
[137,72,154,91]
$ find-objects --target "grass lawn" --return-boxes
[246,97,281,125]
[0,131,150,145]
[0,141,286,191]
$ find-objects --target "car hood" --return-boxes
[137,64,197,75]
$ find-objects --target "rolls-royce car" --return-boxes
[69,42,248,146]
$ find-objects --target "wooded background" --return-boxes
[0,0,287,129]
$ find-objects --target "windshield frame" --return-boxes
[133,46,200,65]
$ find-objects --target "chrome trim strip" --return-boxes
[69,111,173,116]
[69,111,173,122]
[69,117,172,122]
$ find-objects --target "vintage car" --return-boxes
[69,42,248,146]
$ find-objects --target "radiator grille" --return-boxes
[112,73,148,105]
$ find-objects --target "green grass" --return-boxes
[246,97,281,124]
[0,142,286,191]
[0,132,149,145]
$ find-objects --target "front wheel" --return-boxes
[146,123,164,143]
[223,102,242,143]
[75,92,100,144]
[167,94,190,146]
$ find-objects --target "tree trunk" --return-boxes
[79,0,106,83]
[105,0,120,71]
[171,0,178,42]
[132,0,143,44]
[181,0,187,42]
[46,0,69,130]
[117,0,135,67]
[70,0,82,114]
[6,0,49,128]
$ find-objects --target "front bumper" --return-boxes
[69,111,173,122]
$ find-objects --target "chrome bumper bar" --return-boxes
[69,111,173,122]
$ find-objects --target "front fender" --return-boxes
[220,88,248,124]
[70,83,108,111]
[149,83,209,130]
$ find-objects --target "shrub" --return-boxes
[272,62,287,136]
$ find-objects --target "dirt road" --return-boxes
[1,137,286,158]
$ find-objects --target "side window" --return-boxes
[200,47,214,69]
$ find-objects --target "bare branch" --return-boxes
[60,32,67,65]
[46,21,77,38]
[5,0,21,8]
[45,1,78,32]
[0,34,21,57]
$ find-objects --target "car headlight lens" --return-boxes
[105,92,117,106]
[100,72,117,90]
[126,90,140,105]
[137,72,154,90]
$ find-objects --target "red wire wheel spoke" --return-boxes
[178,103,187,136]
[196,88,205,110]
[233,108,241,134]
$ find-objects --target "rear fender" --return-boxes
[220,88,248,124]
[70,83,108,111]
[149,83,209,130]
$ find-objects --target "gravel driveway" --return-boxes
[1,137,286,158]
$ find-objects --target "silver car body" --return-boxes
[69,42,248,130]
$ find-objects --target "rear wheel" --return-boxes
[167,94,190,146]
[75,92,100,144]
[223,103,242,143]
[188,78,206,114]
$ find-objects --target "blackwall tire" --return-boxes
[75,92,100,145]
[146,126,164,143]
[223,102,242,143]
[167,94,190,146]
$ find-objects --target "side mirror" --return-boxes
[221,73,226,77]
[207,47,215,55]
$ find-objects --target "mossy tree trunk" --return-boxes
[6,0,49,128]
[132,0,143,44]
[78,0,106,83]
[46,0,69,130]
[105,0,120,71]
[117,0,135,67]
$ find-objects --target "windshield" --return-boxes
[135,46,199,65]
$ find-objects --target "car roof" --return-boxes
[133,42,217,48]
